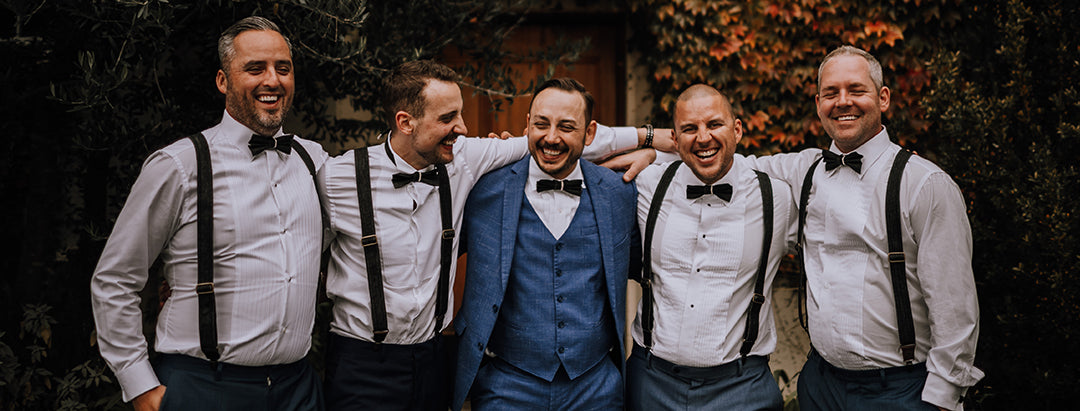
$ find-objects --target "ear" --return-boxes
[216,70,228,95]
[584,120,598,146]
[733,118,743,144]
[878,86,891,113]
[394,111,414,134]
[524,113,531,138]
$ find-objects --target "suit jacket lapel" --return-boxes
[582,161,620,313]
[499,157,530,289]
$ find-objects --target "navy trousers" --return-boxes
[797,349,939,411]
[323,333,453,411]
[154,353,323,411]
[470,355,622,410]
[625,344,782,411]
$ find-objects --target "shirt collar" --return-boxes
[826,126,891,178]
[528,156,585,187]
[383,130,434,173]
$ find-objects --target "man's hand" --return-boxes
[133,385,166,411]
[597,149,656,182]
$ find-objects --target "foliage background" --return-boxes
[1,0,1077,409]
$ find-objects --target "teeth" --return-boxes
[838,115,857,121]
[258,95,279,103]
[441,136,457,146]
[695,149,717,158]
[542,148,562,156]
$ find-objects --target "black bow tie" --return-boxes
[392,170,440,188]
[686,183,733,201]
[821,149,863,173]
[248,134,294,157]
[536,179,583,196]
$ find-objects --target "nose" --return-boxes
[453,115,467,137]
[836,90,852,106]
[261,68,283,88]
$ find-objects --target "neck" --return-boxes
[389,131,431,170]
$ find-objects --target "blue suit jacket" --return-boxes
[452,157,640,410]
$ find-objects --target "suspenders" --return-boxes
[351,144,454,343]
[640,161,774,359]
[796,149,916,364]
[186,133,324,366]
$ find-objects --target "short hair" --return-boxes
[381,60,461,126]
[530,78,595,123]
[818,45,884,90]
[218,16,292,72]
[674,84,735,121]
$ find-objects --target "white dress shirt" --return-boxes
[320,126,638,345]
[525,159,585,238]
[744,128,983,410]
[630,156,797,367]
[91,111,328,402]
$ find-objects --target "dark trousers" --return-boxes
[324,333,454,411]
[154,353,323,411]
[470,355,622,411]
[625,343,781,411]
[797,349,939,411]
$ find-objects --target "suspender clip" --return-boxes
[751,293,766,305]
[196,282,215,295]
[373,329,389,343]
[900,344,916,365]
[888,252,905,263]
[361,234,378,247]
[442,229,455,240]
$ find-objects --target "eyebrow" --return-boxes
[437,110,458,122]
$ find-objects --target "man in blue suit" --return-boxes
[453,78,640,410]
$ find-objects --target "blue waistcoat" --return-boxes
[488,188,616,382]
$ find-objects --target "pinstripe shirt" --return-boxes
[91,111,328,402]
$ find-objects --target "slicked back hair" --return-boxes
[218,16,292,73]
[818,45,884,90]
[382,60,461,126]
[530,78,594,124]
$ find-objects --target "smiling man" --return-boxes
[319,65,659,410]
[625,84,796,410]
[745,45,983,411]
[91,16,327,411]
[452,78,640,410]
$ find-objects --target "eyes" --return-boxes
[532,121,578,133]
[680,120,724,134]
[820,87,869,100]
[242,62,293,76]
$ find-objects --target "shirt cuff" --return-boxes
[922,371,967,411]
[115,359,161,403]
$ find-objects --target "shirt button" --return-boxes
[477,343,483,351]
[558,321,566,329]
[555,269,562,277]
[558,347,565,354]
[492,304,499,313]
[557,296,564,303]
[702,234,706,238]
[555,243,563,251]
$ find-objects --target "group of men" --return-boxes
[90,16,982,411]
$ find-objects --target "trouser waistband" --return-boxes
[329,333,440,354]
[809,348,926,381]
[632,343,769,380]
[157,353,308,382]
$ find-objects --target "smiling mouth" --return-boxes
[440,134,458,147]
[694,148,718,159]
[836,114,859,121]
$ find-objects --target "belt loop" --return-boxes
[878,369,887,388]
[736,355,746,377]
[214,361,224,382]
[645,350,654,371]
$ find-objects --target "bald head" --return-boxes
[676,84,734,120]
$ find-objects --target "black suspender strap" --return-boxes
[640,161,682,350]
[886,149,915,364]
[796,157,823,331]
[740,171,773,358]
[291,143,331,276]
[352,144,455,342]
[433,163,454,336]
[188,132,220,365]
[353,146,390,343]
